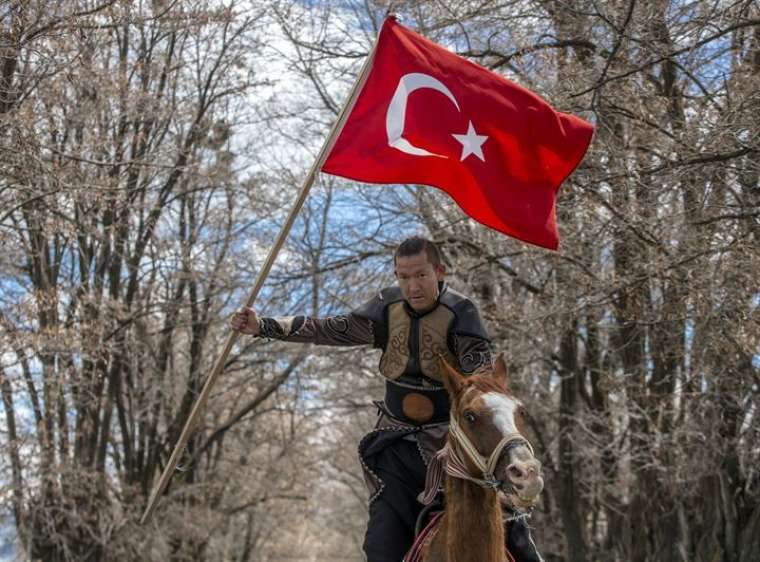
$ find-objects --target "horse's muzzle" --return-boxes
[504,449,543,505]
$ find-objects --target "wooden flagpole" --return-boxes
[140,27,382,525]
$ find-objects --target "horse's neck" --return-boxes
[442,476,505,562]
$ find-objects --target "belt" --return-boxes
[383,380,450,425]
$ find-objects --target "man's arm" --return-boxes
[454,334,493,374]
[231,306,374,346]
[257,313,374,346]
[449,298,493,374]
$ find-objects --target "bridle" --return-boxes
[419,406,536,506]
[447,416,534,489]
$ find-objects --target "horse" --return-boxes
[412,354,543,562]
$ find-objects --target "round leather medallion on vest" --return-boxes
[401,393,435,423]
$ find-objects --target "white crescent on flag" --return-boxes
[385,72,488,161]
[385,73,460,158]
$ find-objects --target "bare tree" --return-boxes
[0,2,328,560]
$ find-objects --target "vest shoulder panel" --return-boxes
[353,286,404,323]
[438,288,490,341]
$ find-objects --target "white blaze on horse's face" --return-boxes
[481,392,521,437]
[482,391,543,500]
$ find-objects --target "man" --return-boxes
[232,236,542,562]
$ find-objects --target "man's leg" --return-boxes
[506,517,544,562]
[363,495,416,562]
[362,439,427,562]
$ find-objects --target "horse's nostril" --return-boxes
[508,464,525,479]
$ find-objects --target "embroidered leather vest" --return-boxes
[353,284,490,384]
[379,301,458,382]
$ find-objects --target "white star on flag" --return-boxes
[452,121,488,162]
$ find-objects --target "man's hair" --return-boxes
[393,236,443,267]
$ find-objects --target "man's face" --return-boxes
[394,251,446,311]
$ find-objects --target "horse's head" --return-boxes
[440,354,543,508]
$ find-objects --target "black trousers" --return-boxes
[362,438,426,562]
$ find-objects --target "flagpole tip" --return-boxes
[383,3,401,23]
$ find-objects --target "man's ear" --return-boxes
[434,263,446,281]
[439,355,465,397]
[492,352,510,390]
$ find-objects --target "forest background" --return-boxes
[0,1,758,561]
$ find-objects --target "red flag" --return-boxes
[321,17,594,250]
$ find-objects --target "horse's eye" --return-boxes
[464,411,477,424]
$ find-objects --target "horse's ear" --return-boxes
[439,355,465,397]
[492,352,510,389]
